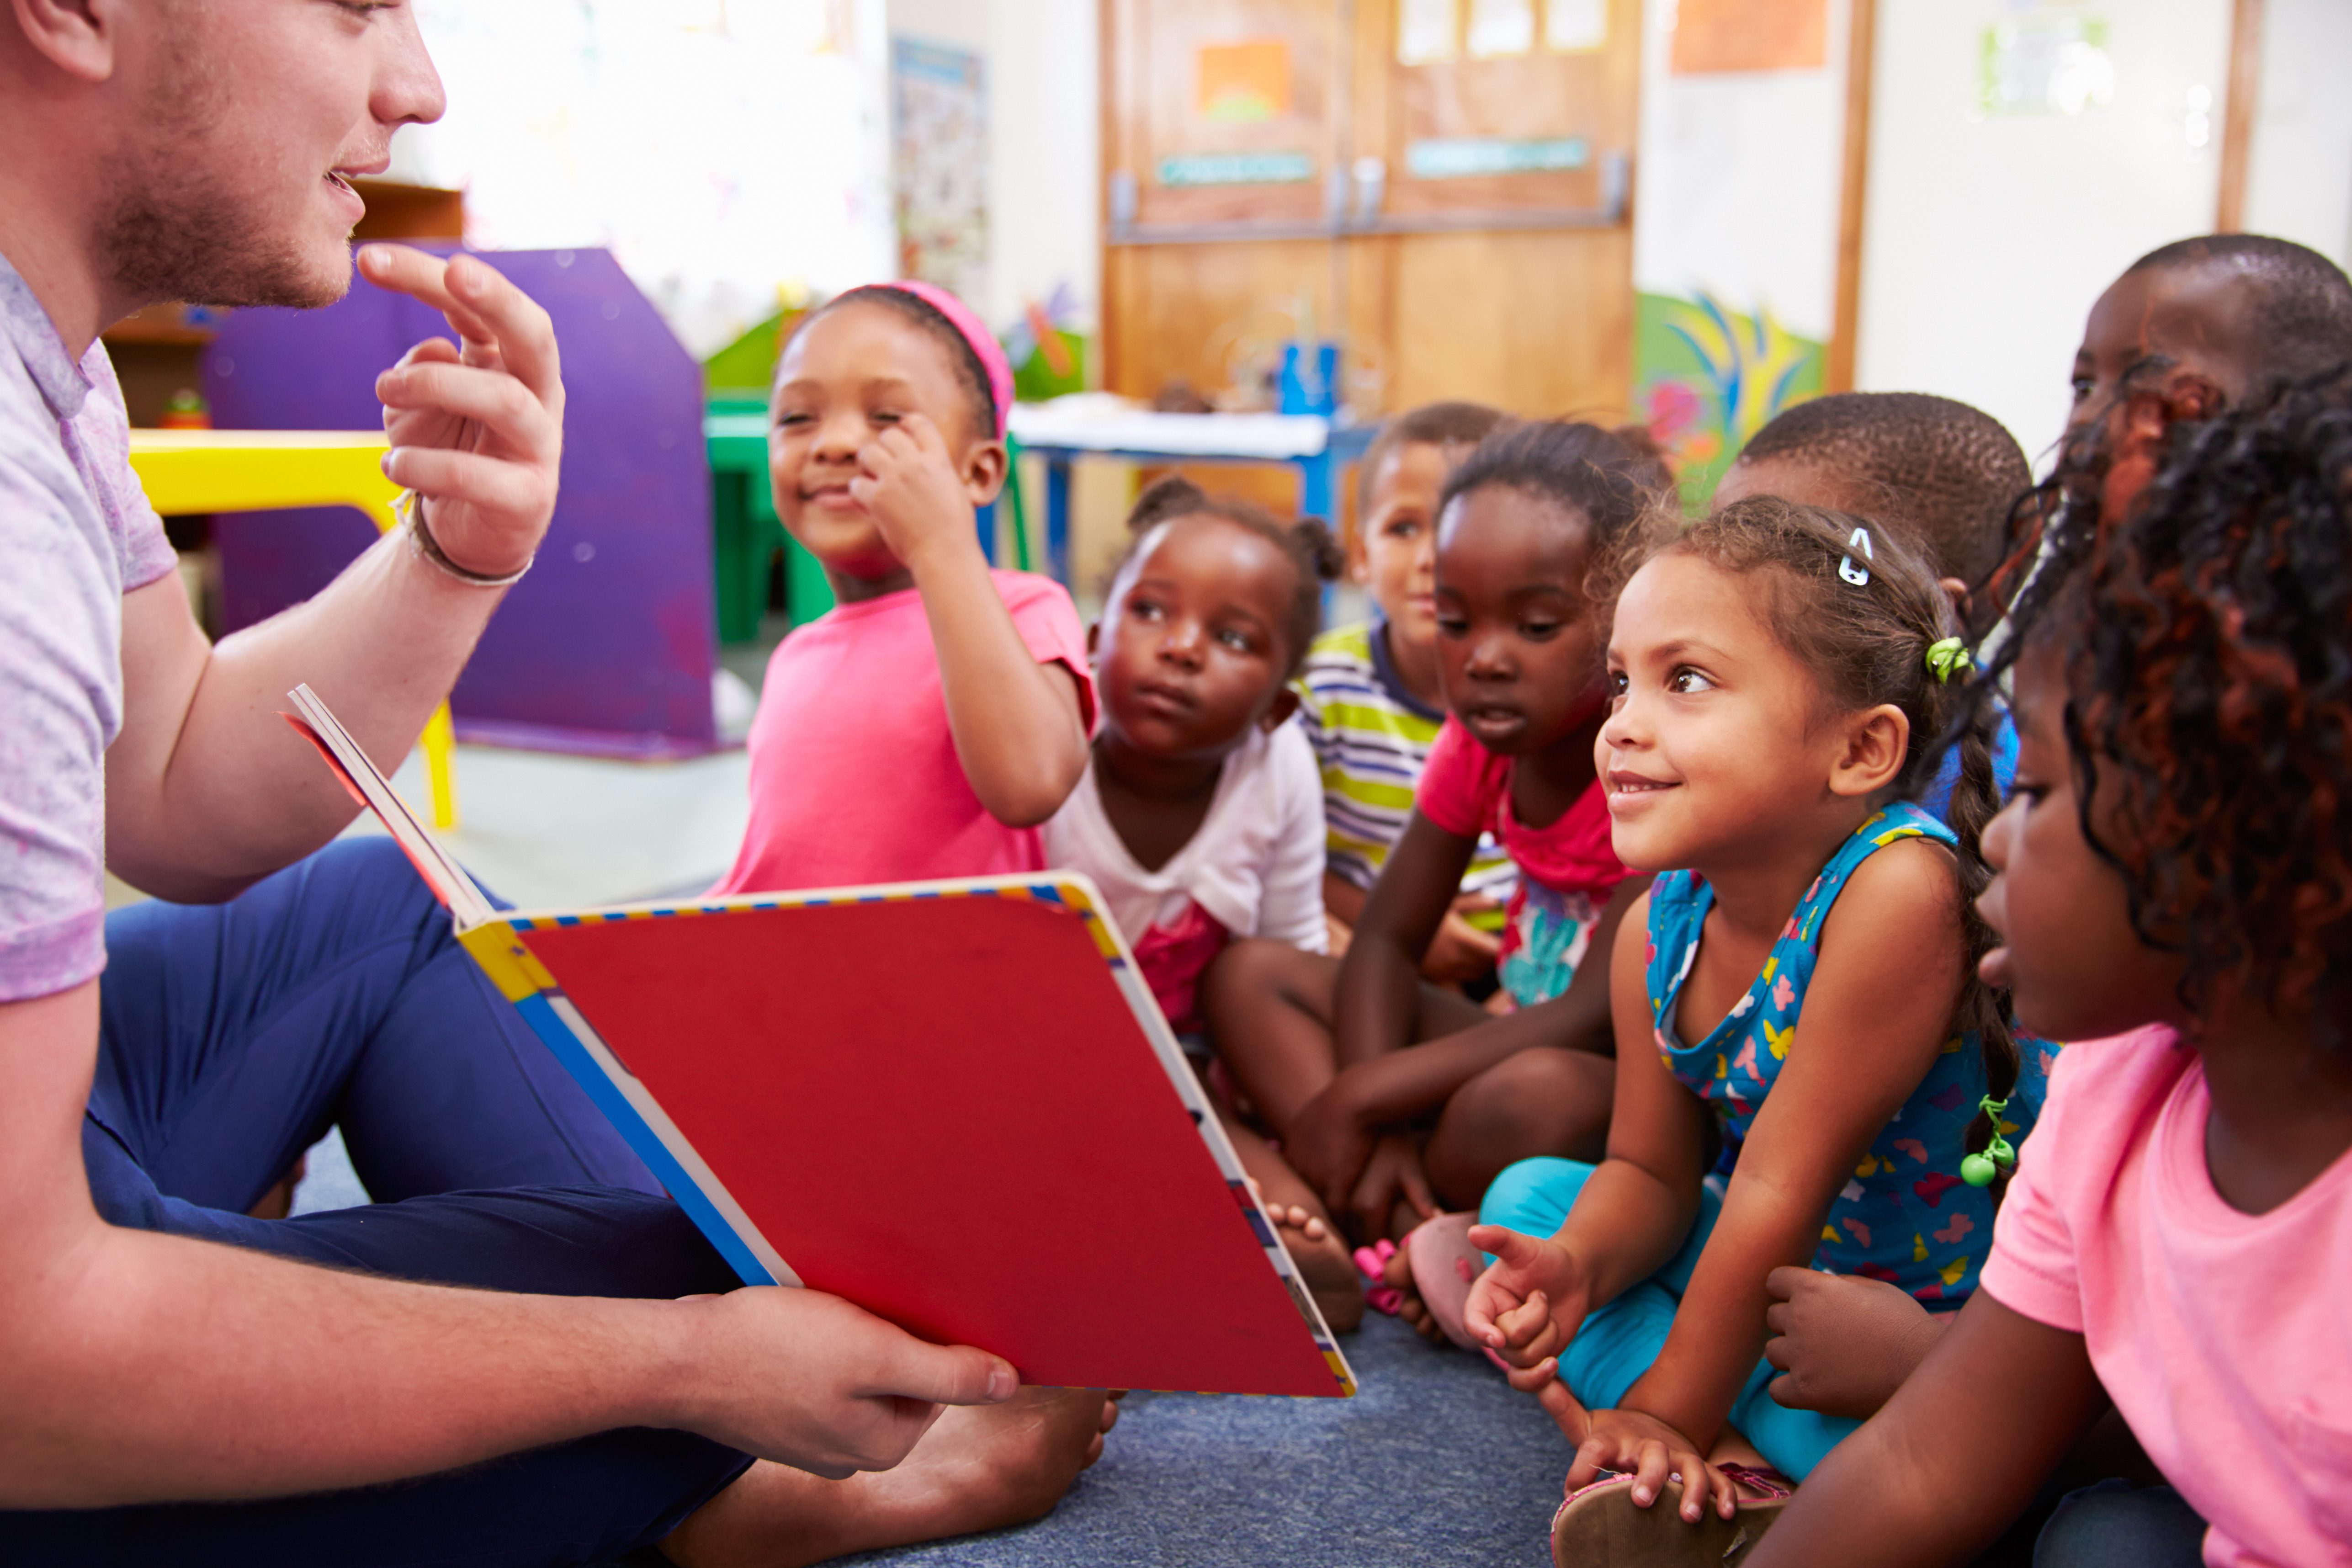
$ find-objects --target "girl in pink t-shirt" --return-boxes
[1746,375,2352,1567]
[713,282,1093,896]
[1201,422,1667,1318]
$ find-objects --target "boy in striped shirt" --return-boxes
[1297,402,1513,985]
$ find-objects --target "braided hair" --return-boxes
[1597,496,2019,1157]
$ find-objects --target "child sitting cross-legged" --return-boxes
[1297,400,1516,977]
[714,281,1092,897]
[1038,477,1355,1323]
[1461,497,2038,1560]
[1745,368,2352,1568]
[1203,421,1665,1320]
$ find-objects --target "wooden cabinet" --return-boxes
[1101,0,1641,427]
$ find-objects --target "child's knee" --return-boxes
[1477,1155,1599,1238]
[1200,938,1328,1027]
[1454,1050,1612,1143]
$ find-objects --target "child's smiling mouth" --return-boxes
[1605,769,1678,810]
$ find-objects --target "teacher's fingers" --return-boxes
[382,447,552,528]
[359,245,564,414]
[378,356,560,459]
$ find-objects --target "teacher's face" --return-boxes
[97,0,446,311]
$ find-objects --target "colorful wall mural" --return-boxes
[1635,290,1825,510]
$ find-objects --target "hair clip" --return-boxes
[1925,637,1973,684]
[1837,526,1874,587]
[1960,1094,2017,1187]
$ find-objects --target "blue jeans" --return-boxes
[1,839,753,1566]
[1481,1156,1861,1480]
[2034,1482,2206,1568]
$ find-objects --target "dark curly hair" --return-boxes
[1978,367,2352,1032]
[1102,476,1343,679]
[1597,496,2018,1156]
[1439,419,1672,543]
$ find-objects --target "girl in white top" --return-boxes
[1043,477,1338,1036]
[1042,478,1365,1329]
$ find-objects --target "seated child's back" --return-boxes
[716,282,1093,894]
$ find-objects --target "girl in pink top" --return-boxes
[1747,373,2352,1566]
[714,282,1093,896]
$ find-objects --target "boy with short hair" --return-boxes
[1296,401,1513,980]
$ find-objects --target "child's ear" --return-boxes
[1828,702,1910,798]
[1345,520,1372,585]
[1259,686,1302,732]
[1085,622,1099,660]
[960,438,1010,507]
[1938,577,1972,628]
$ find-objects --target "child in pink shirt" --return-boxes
[714,282,1092,895]
[1746,370,2352,1565]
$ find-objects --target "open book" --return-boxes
[284,685,1354,1397]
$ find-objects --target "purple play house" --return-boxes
[203,246,719,758]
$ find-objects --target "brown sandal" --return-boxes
[1549,1464,1795,1566]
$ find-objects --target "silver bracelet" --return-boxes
[395,490,534,588]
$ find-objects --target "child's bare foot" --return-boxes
[1258,1191,1366,1334]
[1222,1111,1365,1334]
[661,1387,1120,1568]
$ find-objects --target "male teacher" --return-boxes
[0,2,1110,1563]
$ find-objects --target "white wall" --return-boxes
[1854,0,2232,465]
[888,0,1103,335]
[2242,0,2352,269]
[1632,0,1852,341]
[389,0,894,359]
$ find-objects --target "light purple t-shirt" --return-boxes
[0,253,180,1003]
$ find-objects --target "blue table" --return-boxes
[1005,408,1377,585]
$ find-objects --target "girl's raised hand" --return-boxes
[849,410,978,572]
[1462,1224,1589,1373]
[1565,1408,1737,1523]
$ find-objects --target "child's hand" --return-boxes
[1285,1078,1378,1217]
[1762,1266,1946,1419]
[1421,893,1503,984]
[1565,1408,1737,1523]
[1346,1132,1437,1241]
[849,410,978,573]
[1461,1225,1589,1375]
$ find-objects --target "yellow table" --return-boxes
[125,431,460,829]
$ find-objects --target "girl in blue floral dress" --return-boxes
[1460,497,2038,1535]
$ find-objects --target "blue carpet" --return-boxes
[299,1137,1571,1565]
[841,1311,1570,1568]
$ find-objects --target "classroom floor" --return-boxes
[842,1309,1570,1568]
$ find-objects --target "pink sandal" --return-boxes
[1352,1238,1404,1314]
[1401,1212,1487,1349]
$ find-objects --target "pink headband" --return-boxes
[876,279,1013,438]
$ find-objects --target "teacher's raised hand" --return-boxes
[359,245,566,581]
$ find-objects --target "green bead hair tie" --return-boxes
[1925,637,1973,684]
[1960,1093,2017,1187]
